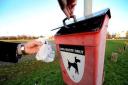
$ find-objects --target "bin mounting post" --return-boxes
[84,0,92,16]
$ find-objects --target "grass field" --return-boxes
[104,40,128,85]
[0,40,128,85]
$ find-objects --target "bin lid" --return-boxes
[55,8,111,36]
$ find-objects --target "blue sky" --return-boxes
[93,0,128,34]
[0,0,128,36]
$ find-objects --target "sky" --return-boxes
[0,0,128,36]
[93,0,128,35]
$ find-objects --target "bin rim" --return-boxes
[55,8,111,36]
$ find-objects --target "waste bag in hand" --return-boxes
[36,38,55,63]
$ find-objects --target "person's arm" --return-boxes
[0,40,42,63]
[58,0,77,19]
[17,40,42,55]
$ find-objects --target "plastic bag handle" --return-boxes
[63,15,77,28]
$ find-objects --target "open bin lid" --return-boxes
[55,8,111,36]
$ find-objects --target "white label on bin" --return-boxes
[59,45,85,83]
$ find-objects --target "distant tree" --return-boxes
[115,32,120,39]
[39,35,44,38]
[112,34,116,39]
[8,36,17,40]
[106,32,112,39]
[126,31,128,39]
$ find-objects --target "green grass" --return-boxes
[0,58,64,85]
[0,40,128,85]
[104,40,128,85]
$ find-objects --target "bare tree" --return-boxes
[126,31,128,39]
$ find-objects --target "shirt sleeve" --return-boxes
[0,41,20,63]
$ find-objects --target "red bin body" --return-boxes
[55,8,111,85]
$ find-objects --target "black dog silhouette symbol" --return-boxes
[67,57,80,74]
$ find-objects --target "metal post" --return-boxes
[84,0,92,16]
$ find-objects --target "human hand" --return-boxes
[24,40,42,55]
[58,0,77,19]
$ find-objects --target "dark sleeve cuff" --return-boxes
[0,41,20,63]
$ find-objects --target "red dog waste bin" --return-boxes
[54,8,111,85]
